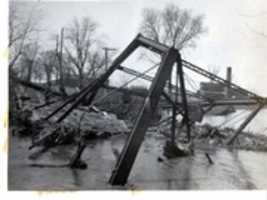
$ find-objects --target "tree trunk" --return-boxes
[78,69,84,90]
[26,59,33,82]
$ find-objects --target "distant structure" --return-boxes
[198,67,247,100]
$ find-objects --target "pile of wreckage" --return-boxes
[11,77,129,136]
[10,77,130,168]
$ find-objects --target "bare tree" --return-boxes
[140,3,207,50]
[54,28,67,95]
[64,17,105,89]
[9,2,42,71]
[39,50,76,89]
[19,42,40,82]
[39,50,57,89]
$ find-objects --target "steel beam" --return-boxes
[171,59,180,143]
[56,89,98,122]
[117,65,154,81]
[103,84,176,108]
[171,105,177,144]
[46,35,141,122]
[117,65,199,99]
[44,84,94,120]
[177,54,191,142]
[137,34,168,54]
[227,104,264,145]
[162,99,266,109]
[209,99,263,106]
[182,60,265,103]
[109,48,177,185]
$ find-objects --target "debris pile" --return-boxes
[194,124,267,151]
[157,120,267,153]
[163,140,193,158]
[10,82,130,155]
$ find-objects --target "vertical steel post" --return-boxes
[177,53,191,142]
[103,47,117,72]
[171,105,176,144]
[171,62,179,143]
[171,106,177,144]
[109,48,178,185]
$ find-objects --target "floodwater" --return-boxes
[8,132,267,190]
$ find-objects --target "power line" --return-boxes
[103,47,117,71]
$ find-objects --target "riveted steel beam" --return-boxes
[109,48,178,185]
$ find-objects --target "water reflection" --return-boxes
[71,169,83,187]
[229,151,256,189]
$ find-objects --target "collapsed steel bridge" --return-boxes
[41,34,267,186]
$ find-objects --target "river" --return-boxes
[8,130,267,190]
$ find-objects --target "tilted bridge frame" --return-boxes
[42,34,267,186]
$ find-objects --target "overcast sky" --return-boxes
[15,0,267,96]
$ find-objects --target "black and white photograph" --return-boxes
[5,0,267,191]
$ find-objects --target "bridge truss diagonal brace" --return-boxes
[109,48,178,186]
[182,60,265,102]
[44,34,141,122]
[227,103,264,145]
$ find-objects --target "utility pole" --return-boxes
[56,28,66,96]
[103,47,117,71]
[102,47,117,89]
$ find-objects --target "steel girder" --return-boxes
[109,48,178,185]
